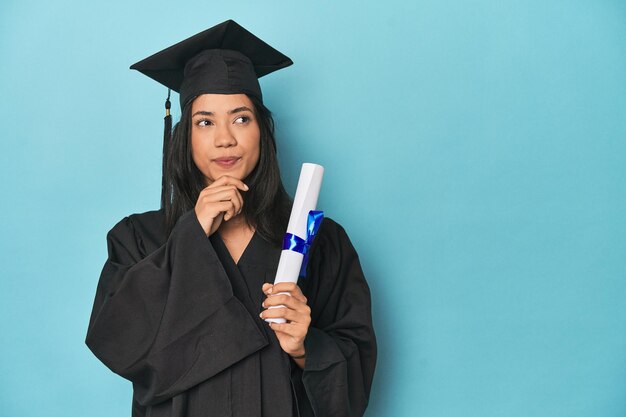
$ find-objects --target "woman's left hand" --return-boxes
[260,282,311,363]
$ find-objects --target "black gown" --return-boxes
[86,209,376,417]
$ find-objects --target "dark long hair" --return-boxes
[162,95,292,246]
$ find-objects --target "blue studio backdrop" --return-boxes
[1,1,625,416]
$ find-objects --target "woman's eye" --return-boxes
[234,116,250,124]
[196,119,213,127]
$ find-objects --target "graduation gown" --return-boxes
[86,209,376,417]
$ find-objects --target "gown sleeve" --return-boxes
[296,219,377,417]
[85,210,269,406]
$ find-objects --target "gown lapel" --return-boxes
[210,232,294,417]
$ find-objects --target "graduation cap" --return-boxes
[129,20,293,208]
[131,19,293,109]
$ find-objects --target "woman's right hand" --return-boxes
[194,176,249,236]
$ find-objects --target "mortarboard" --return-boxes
[130,19,293,109]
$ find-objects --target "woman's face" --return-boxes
[190,93,261,185]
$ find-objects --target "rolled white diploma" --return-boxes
[266,163,324,324]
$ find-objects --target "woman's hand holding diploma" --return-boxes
[260,282,311,369]
[195,176,248,236]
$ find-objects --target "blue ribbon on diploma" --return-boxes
[282,210,324,277]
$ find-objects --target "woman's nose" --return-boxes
[214,124,237,147]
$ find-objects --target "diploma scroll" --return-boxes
[266,163,324,324]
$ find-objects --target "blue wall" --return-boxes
[1,1,625,416]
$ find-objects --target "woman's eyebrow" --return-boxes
[228,106,253,114]
[192,107,252,117]
[192,110,213,117]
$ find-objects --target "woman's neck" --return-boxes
[219,214,255,264]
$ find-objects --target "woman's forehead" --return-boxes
[191,93,254,113]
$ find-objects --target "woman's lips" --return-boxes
[213,157,241,168]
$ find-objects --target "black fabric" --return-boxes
[210,232,293,417]
[86,209,376,417]
[130,20,293,108]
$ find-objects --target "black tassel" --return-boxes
[161,89,172,209]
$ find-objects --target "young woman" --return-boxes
[86,20,376,417]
